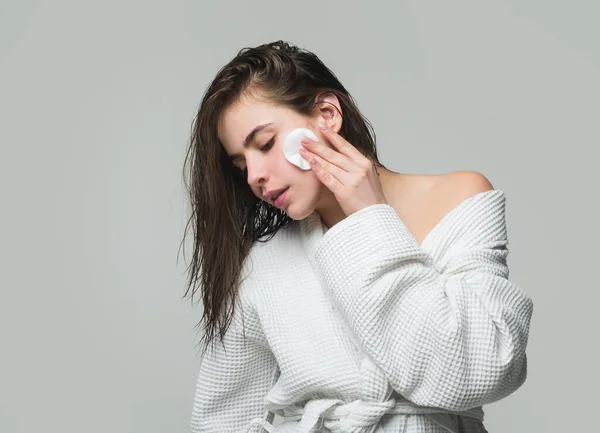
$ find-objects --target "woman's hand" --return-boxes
[298,124,388,217]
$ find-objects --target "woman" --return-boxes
[183,40,533,433]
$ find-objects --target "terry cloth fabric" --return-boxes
[189,189,534,433]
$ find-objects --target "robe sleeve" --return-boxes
[311,191,534,412]
[189,297,278,432]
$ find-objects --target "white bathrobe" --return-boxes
[189,190,534,433]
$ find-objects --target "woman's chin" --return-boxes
[280,189,320,221]
[282,202,312,221]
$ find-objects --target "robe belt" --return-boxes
[247,397,484,433]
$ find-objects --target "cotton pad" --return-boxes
[283,128,319,170]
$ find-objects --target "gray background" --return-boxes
[1,0,598,432]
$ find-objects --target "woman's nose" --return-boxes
[246,159,269,185]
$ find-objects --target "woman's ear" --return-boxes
[312,92,343,133]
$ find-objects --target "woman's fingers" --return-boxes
[299,137,356,173]
[299,149,348,196]
[317,124,372,170]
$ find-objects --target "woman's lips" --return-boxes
[273,187,289,208]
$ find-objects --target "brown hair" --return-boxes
[180,40,388,355]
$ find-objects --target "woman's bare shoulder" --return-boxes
[433,171,495,210]
[385,171,494,245]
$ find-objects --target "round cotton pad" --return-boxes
[283,128,319,170]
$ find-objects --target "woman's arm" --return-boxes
[311,190,534,412]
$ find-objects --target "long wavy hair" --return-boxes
[181,40,389,355]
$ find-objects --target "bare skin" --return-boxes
[377,170,441,245]
[219,91,493,243]
[378,170,494,245]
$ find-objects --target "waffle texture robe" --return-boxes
[189,189,534,433]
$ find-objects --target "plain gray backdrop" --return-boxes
[1,0,598,432]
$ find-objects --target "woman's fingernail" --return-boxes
[301,137,311,144]
[318,123,327,130]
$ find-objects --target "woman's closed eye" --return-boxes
[259,136,276,152]
[239,136,276,176]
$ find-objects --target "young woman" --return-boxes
[183,40,533,433]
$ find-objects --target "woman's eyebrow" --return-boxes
[228,122,274,161]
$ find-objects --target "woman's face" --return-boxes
[218,94,333,221]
